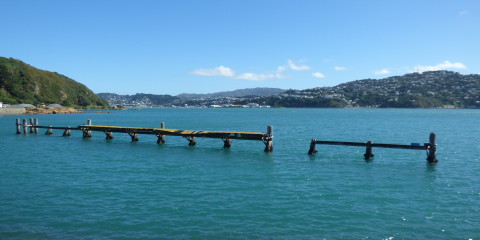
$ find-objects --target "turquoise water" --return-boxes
[1,108,479,239]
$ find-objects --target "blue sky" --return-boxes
[1,0,479,95]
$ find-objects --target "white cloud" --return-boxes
[192,59,312,81]
[287,60,310,71]
[236,73,282,81]
[277,65,287,73]
[312,72,325,78]
[415,61,467,73]
[192,66,235,77]
[459,10,468,15]
[192,65,285,81]
[374,69,390,75]
[334,66,347,71]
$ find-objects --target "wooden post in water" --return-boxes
[45,125,53,135]
[16,119,21,134]
[364,141,374,160]
[83,119,92,138]
[34,118,39,134]
[427,133,437,163]
[105,132,113,140]
[129,132,139,142]
[22,119,28,134]
[157,122,166,144]
[186,136,196,146]
[63,127,71,137]
[308,139,317,155]
[264,125,273,152]
[223,139,232,148]
[29,118,34,133]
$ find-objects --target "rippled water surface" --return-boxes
[1,108,479,239]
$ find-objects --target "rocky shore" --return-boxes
[25,107,80,114]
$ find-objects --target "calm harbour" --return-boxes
[1,108,479,239]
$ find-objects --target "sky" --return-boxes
[1,0,479,95]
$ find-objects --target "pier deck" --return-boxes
[308,133,437,163]
[17,118,274,152]
[79,125,269,140]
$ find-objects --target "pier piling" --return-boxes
[263,126,273,152]
[22,119,28,134]
[105,131,114,140]
[223,139,232,148]
[186,136,196,146]
[128,132,139,142]
[29,118,34,133]
[157,122,166,144]
[364,141,374,160]
[34,119,39,134]
[82,120,92,138]
[16,119,21,134]
[427,133,437,163]
[308,139,318,155]
[45,126,53,135]
[63,127,71,137]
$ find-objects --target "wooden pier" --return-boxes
[16,118,274,152]
[15,118,439,162]
[308,133,437,163]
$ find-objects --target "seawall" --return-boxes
[0,108,26,115]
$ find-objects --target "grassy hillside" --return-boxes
[0,57,109,107]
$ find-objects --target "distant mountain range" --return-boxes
[176,88,285,100]
[97,88,285,107]
[0,57,108,108]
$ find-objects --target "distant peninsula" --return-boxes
[100,71,480,109]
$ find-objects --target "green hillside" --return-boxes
[0,57,109,107]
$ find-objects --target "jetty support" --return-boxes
[16,118,39,134]
[157,122,166,144]
[308,133,437,163]
[263,125,273,152]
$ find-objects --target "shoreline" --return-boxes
[1,107,478,116]
[25,107,81,115]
